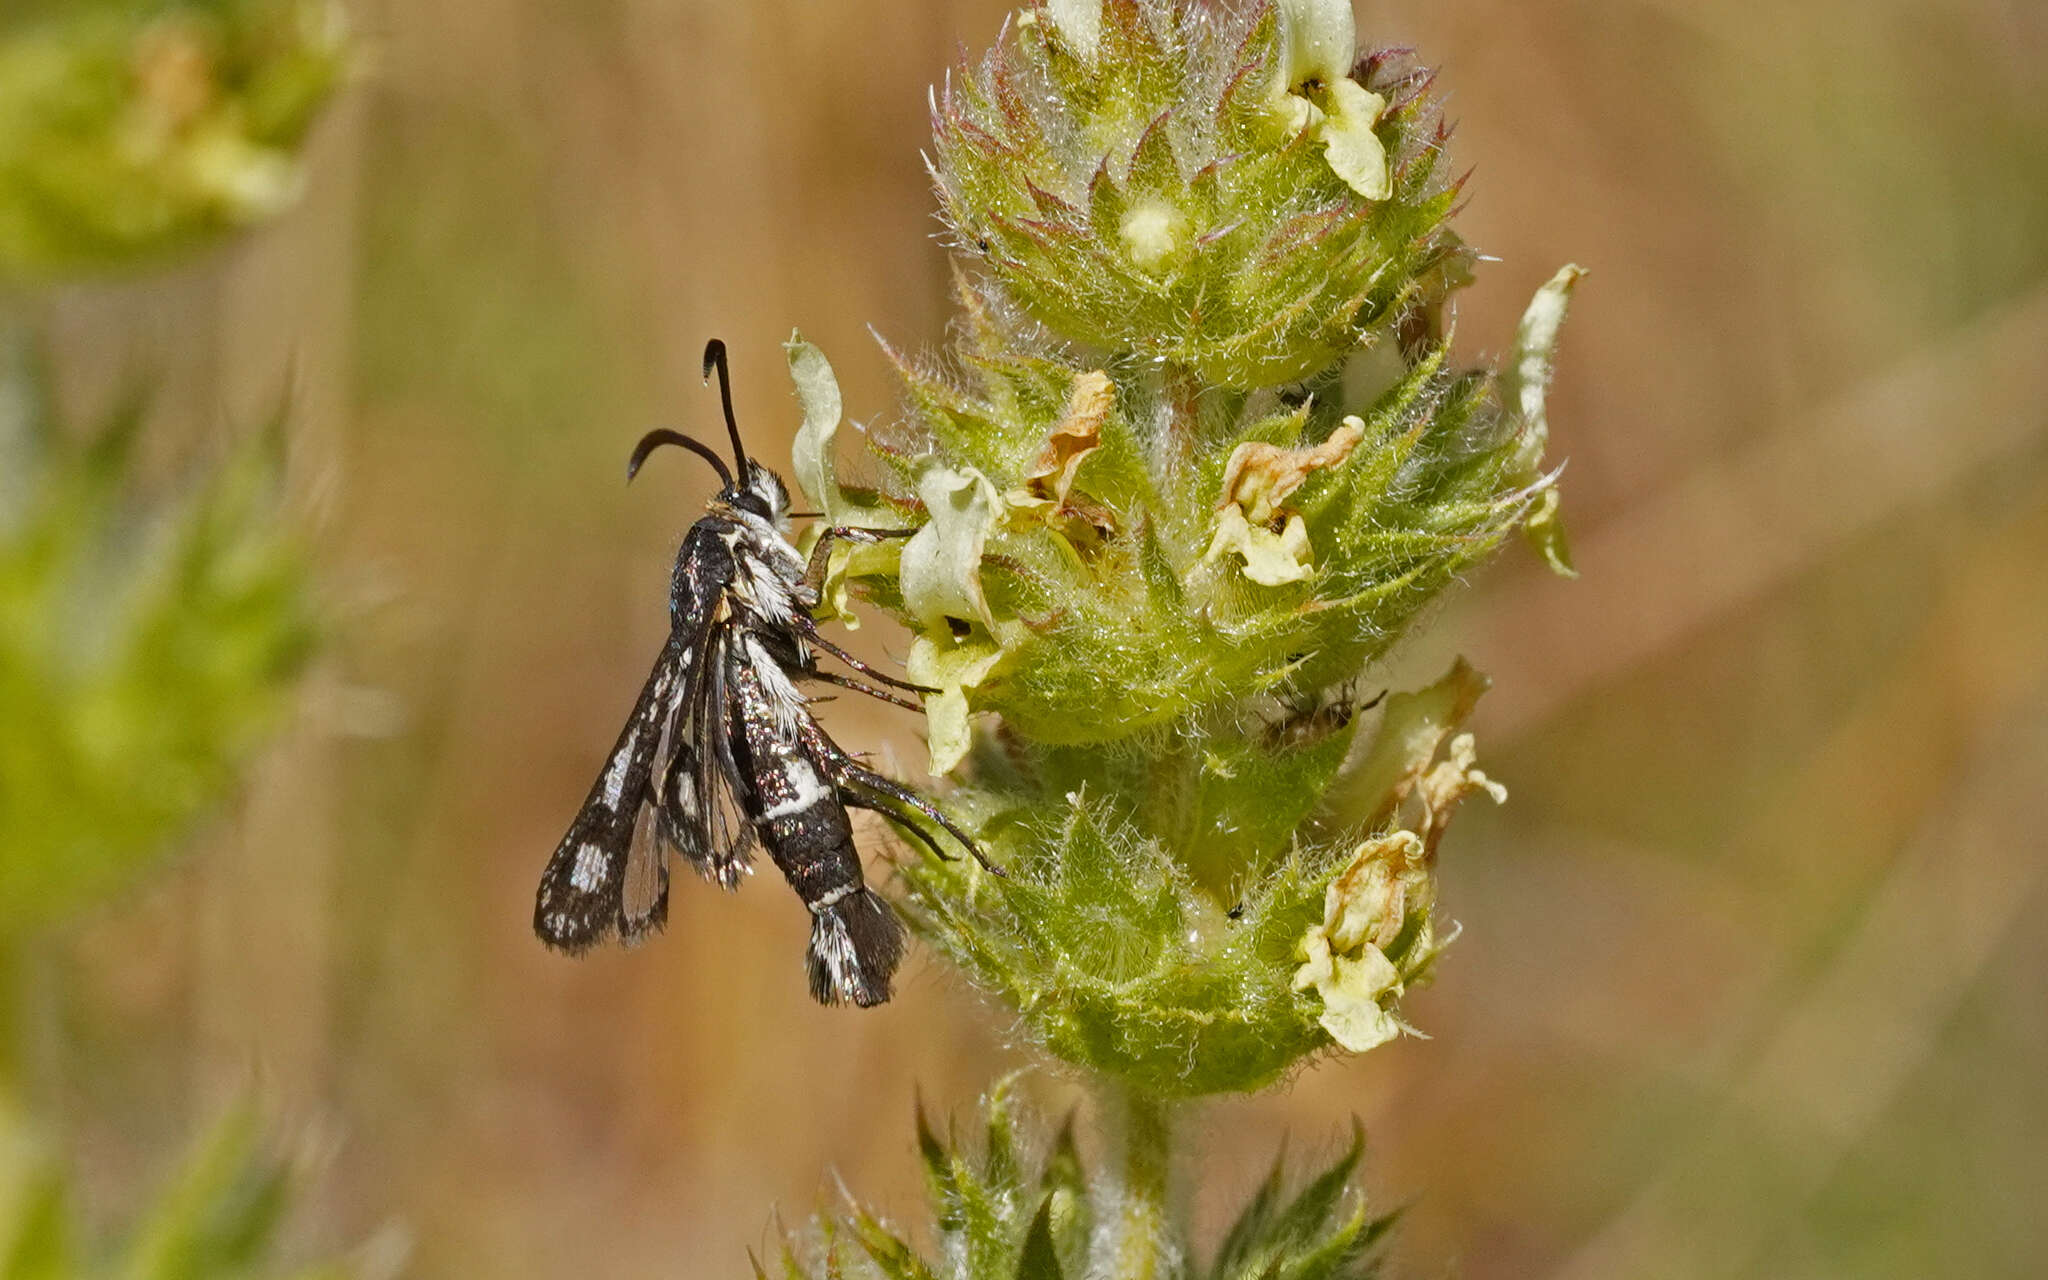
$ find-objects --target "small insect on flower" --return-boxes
[534,340,996,1007]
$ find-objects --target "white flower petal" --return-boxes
[899,463,1001,633]
[1320,78,1390,199]
[907,633,1005,775]
[1206,505,1314,585]
[785,332,848,522]
[1315,947,1404,1052]
[1280,92,1321,136]
[1119,201,1190,272]
[1503,265,1588,577]
[1277,0,1357,88]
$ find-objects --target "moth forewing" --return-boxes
[649,524,760,891]
[534,635,688,952]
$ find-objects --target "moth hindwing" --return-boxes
[533,339,994,1008]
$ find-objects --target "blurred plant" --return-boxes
[0,1100,348,1279]
[0,2,342,1271]
[0,0,347,282]
[774,0,1577,1273]
[0,332,317,936]
[758,1077,1391,1280]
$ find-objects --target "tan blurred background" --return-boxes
[25,0,2048,1275]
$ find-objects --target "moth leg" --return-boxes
[837,765,1003,877]
[800,525,918,603]
[843,790,955,865]
[794,616,938,695]
[798,667,924,712]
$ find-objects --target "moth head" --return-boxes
[734,464,791,528]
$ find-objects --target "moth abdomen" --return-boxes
[728,649,907,1005]
[805,885,904,1008]
[768,797,905,1005]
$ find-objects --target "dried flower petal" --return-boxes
[1015,371,1113,509]
[1204,416,1365,584]
[1345,657,1491,830]
[1217,417,1366,523]
[1503,265,1587,577]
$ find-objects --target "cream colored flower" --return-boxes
[1271,0,1390,200]
[1293,831,1429,1052]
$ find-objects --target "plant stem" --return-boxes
[1100,1079,1175,1280]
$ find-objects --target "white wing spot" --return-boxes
[601,727,638,808]
[570,842,609,892]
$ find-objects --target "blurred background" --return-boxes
[3,0,2044,1276]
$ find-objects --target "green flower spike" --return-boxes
[0,1101,354,1279]
[0,338,316,933]
[774,0,1577,1268]
[788,1,1581,1096]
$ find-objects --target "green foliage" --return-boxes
[762,1081,1391,1280]
[0,0,346,281]
[0,1103,347,1279]
[0,337,317,934]
[0,12,341,1280]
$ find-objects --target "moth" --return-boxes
[534,339,992,1007]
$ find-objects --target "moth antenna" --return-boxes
[700,338,750,477]
[627,428,734,488]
